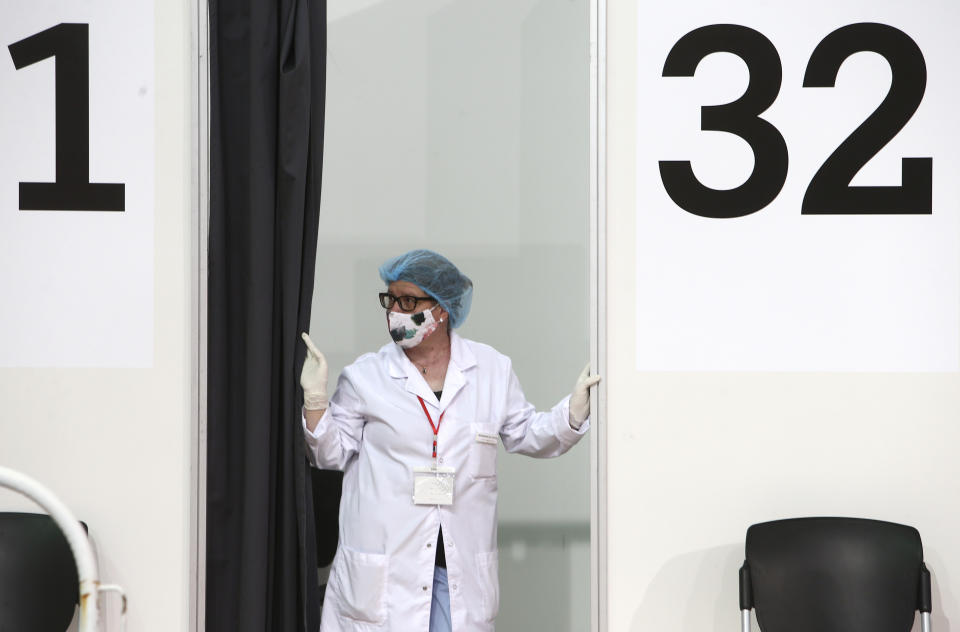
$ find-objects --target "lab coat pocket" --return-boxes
[468,424,498,479]
[330,546,389,624]
[476,550,500,622]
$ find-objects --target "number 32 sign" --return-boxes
[635,3,960,372]
[661,22,929,219]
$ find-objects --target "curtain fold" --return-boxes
[207,0,326,630]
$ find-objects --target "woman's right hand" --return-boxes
[300,332,329,411]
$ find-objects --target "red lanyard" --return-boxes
[417,396,445,459]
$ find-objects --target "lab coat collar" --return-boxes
[440,333,477,408]
[449,332,478,372]
[386,332,477,410]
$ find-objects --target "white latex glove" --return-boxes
[300,332,329,410]
[569,363,601,429]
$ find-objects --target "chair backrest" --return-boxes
[742,517,929,632]
[0,512,87,632]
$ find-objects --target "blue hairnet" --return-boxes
[379,249,474,329]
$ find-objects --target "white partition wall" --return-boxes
[0,1,200,630]
[602,0,960,630]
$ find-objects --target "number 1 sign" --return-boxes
[635,0,960,372]
[0,3,153,368]
[9,23,125,212]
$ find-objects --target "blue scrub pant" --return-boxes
[429,566,452,632]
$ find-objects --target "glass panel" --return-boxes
[314,1,590,628]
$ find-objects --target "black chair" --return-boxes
[0,512,88,631]
[739,517,932,632]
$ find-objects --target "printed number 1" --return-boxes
[8,23,125,211]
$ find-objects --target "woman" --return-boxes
[300,249,600,632]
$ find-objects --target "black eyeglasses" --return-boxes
[379,293,437,312]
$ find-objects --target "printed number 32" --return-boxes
[659,23,931,218]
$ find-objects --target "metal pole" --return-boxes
[589,0,608,629]
[0,466,100,631]
[741,609,751,632]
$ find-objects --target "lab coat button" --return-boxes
[422,585,428,591]
[427,542,432,548]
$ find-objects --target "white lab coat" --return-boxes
[303,332,589,632]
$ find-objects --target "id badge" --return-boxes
[412,466,456,505]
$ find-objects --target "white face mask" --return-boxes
[388,305,443,348]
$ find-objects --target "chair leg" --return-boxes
[922,611,931,632]
[741,609,751,632]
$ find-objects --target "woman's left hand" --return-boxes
[569,363,601,429]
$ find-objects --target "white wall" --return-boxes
[0,1,197,630]
[605,1,960,630]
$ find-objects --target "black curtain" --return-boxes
[207,0,326,630]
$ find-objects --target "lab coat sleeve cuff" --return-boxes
[568,416,591,434]
[557,395,590,438]
[302,406,331,467]
[302,406,328,439]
